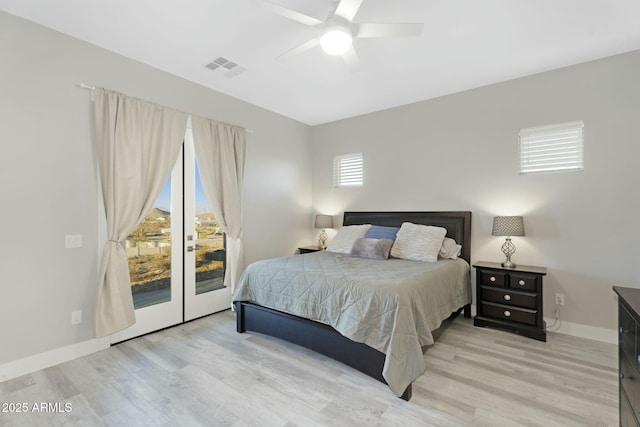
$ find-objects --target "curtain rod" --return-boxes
[78,83,254,134]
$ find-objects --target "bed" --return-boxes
[232,211,472,400]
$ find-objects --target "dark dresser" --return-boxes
[614,286,640,426]
[473,261,547,341]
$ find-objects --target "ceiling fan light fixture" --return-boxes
[320,26,352,55]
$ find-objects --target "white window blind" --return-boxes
[519,121,584,174]
[333,153,363,187]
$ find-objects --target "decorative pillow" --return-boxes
[326,224,372,254]
[350,238,393,260]
[390,222,447,262]
[439,237,462,260]
[365,225,400,242]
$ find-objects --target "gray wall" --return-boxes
[0,11,312,365]
[311,50,640,334]
[2,8,638,368]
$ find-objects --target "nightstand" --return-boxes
[298,246,321,254]
[473,261,547,341]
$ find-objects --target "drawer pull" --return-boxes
[504,310,511,317]
[490,276,496,282]
[518,280,526,286]
[504,294,511,301]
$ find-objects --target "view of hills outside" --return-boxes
[126,174,225,309]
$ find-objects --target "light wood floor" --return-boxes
[0,311,618,427]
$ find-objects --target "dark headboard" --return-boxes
[343,211,472,264]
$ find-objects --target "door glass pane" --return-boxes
[127,178,172,309]
[194,162,226,295]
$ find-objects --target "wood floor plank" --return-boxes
[0,311,617,426]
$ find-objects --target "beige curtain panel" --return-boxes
[192,117,246,292]
[94,88,187,337]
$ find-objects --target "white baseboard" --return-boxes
[0,337,110,383]
[544,317,617,344]
[471,304,616,344]
[0,313,618,384]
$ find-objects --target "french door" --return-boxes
[110,127,231,343]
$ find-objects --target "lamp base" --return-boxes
[501,260,517,268]
[500,237,517,269]
[318,229,328,250]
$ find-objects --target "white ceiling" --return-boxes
[2,0,640,125]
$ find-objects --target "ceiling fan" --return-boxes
[262,0,424,70]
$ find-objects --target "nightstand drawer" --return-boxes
[509,273,538,292]
[479,270,506,287]
[480,286,537,309]
[480,302,537,326]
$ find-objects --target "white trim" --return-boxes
[545,317,617,344]
[519,120,584,174]
[472,304,615,344]
[0,313,616,383]
[333,152,363,187]
[0,337,110,382]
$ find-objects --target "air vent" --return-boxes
[204,56,247,78]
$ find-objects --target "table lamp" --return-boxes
[492,216,525,268]
[315,214,334,250]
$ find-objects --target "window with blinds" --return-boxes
[519,121,584,174]
[333,153,363,187]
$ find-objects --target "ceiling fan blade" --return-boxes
[355,23,424,38]
[262,1,323,27]
[341,46,360,71]
[277,37,320,60]
[334,0,363,22]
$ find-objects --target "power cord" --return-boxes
[546,305,562,332]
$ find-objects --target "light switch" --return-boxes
[65,234,82,248]
[71,310,82,325]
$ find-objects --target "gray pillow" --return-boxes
[350,238,394,260]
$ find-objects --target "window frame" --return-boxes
[519,121,584,175]
[333,152,363,187]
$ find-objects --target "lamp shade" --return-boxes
[314,214,334,229]
[492,216,525,237]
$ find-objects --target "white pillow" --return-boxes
[326,224,372,254]
[390,222,447,262]
[439,237,462,260]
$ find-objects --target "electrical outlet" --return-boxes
[555,293,565,306]
[71,310,82,325]
[65,234,82,249]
